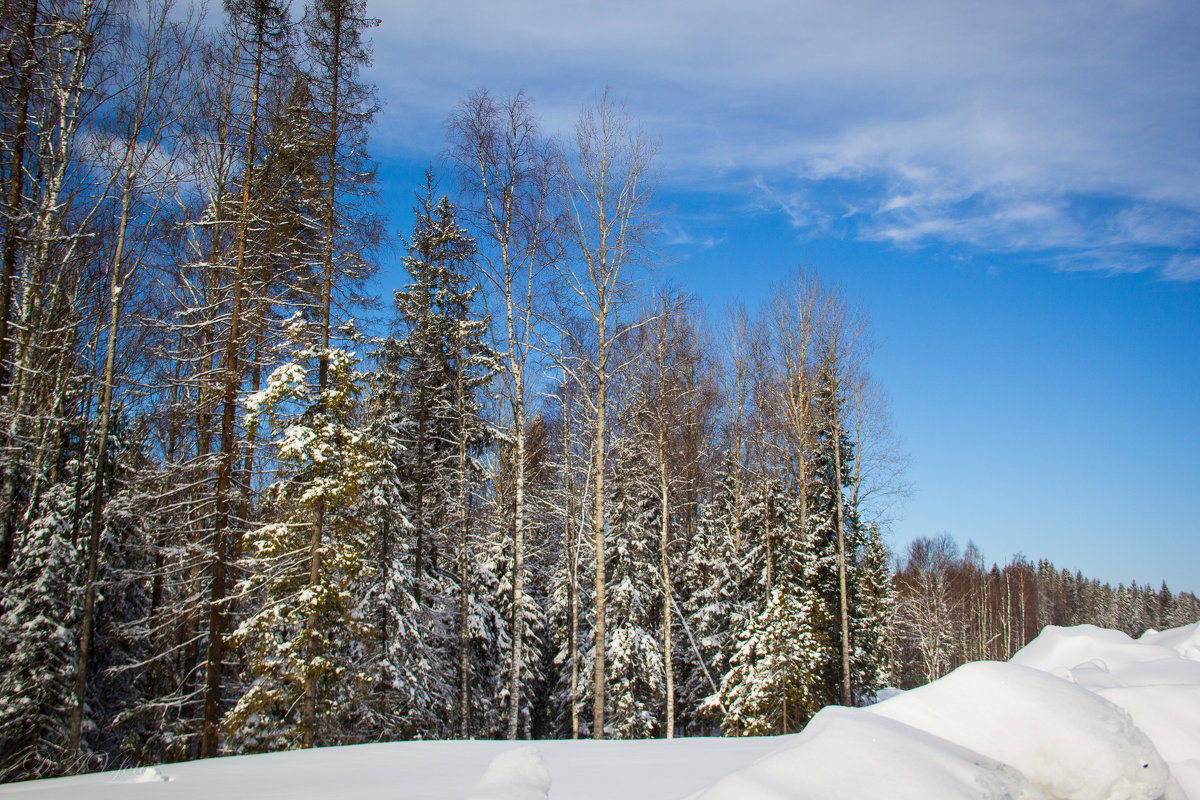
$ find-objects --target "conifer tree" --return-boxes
[223,316,376,752]
[0,485,81,781]
[855,524,897,696]
[370,174,499,738]
[361,339,448,739]
[805,356,870,703]
[678,456,742,734]
[390,173,473,605]
[83,431,158,766]
[714,492,829,735]
[604,444,664,739]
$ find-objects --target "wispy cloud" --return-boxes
[665,226,728,250]
[1163,255,1200,282]
[367,0,1200,280]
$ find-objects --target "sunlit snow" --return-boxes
[4,622,1196,800]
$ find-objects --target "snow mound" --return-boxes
[1011,624,1200,689]
[467,745,551,800]
[694,623,1199,800]
[692,706,1045,800]
[867,661,1169,800]
[1010,622,1200,800]
[1095,685,1200,765]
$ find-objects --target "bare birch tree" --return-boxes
[445,89,553,740]
[554,89,658,738]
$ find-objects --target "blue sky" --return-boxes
[362,0,1200,593]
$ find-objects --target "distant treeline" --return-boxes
[892,533,1200,688]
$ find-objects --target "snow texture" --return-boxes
[2,622,1196,800]
[1011,623,1200,799]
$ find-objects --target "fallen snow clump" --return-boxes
[468,745,552,800]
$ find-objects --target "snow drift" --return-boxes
[1,622,1196,800]
[698,621,1199,800]
[867,661,1168,800]
[692,707,1045,800]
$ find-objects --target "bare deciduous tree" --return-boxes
[445,89,553,740]
[553,89,658,738]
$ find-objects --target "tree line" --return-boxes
[893,533,1200,688]
[1,0,1195,783]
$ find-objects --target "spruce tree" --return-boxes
[855,524,897,696]
[604,444,664,739]
[714,490,830,735]
[361,338,449,739]
[369,174,500,738]
[0,485,81,780]
[223,316,376,752]
[678,455,742,734]
[806,364,869,703]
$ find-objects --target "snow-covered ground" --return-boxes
[4,622,1197,800]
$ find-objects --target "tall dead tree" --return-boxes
[299,0,378,748]
[202,0,288,758]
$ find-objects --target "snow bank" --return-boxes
[697,622,1199,800]
[693,707,1045,800]
[1140,624,1200,663]
[1011,623,1200,689]
[867,661,1168,800]
[1011,622,1200,799]
[468,746,551,800]
[1094,685,1200,765]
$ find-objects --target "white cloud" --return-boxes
[366,0,1200,277]
[1163,255,1200,282]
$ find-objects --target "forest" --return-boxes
[0,0,1197,783]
